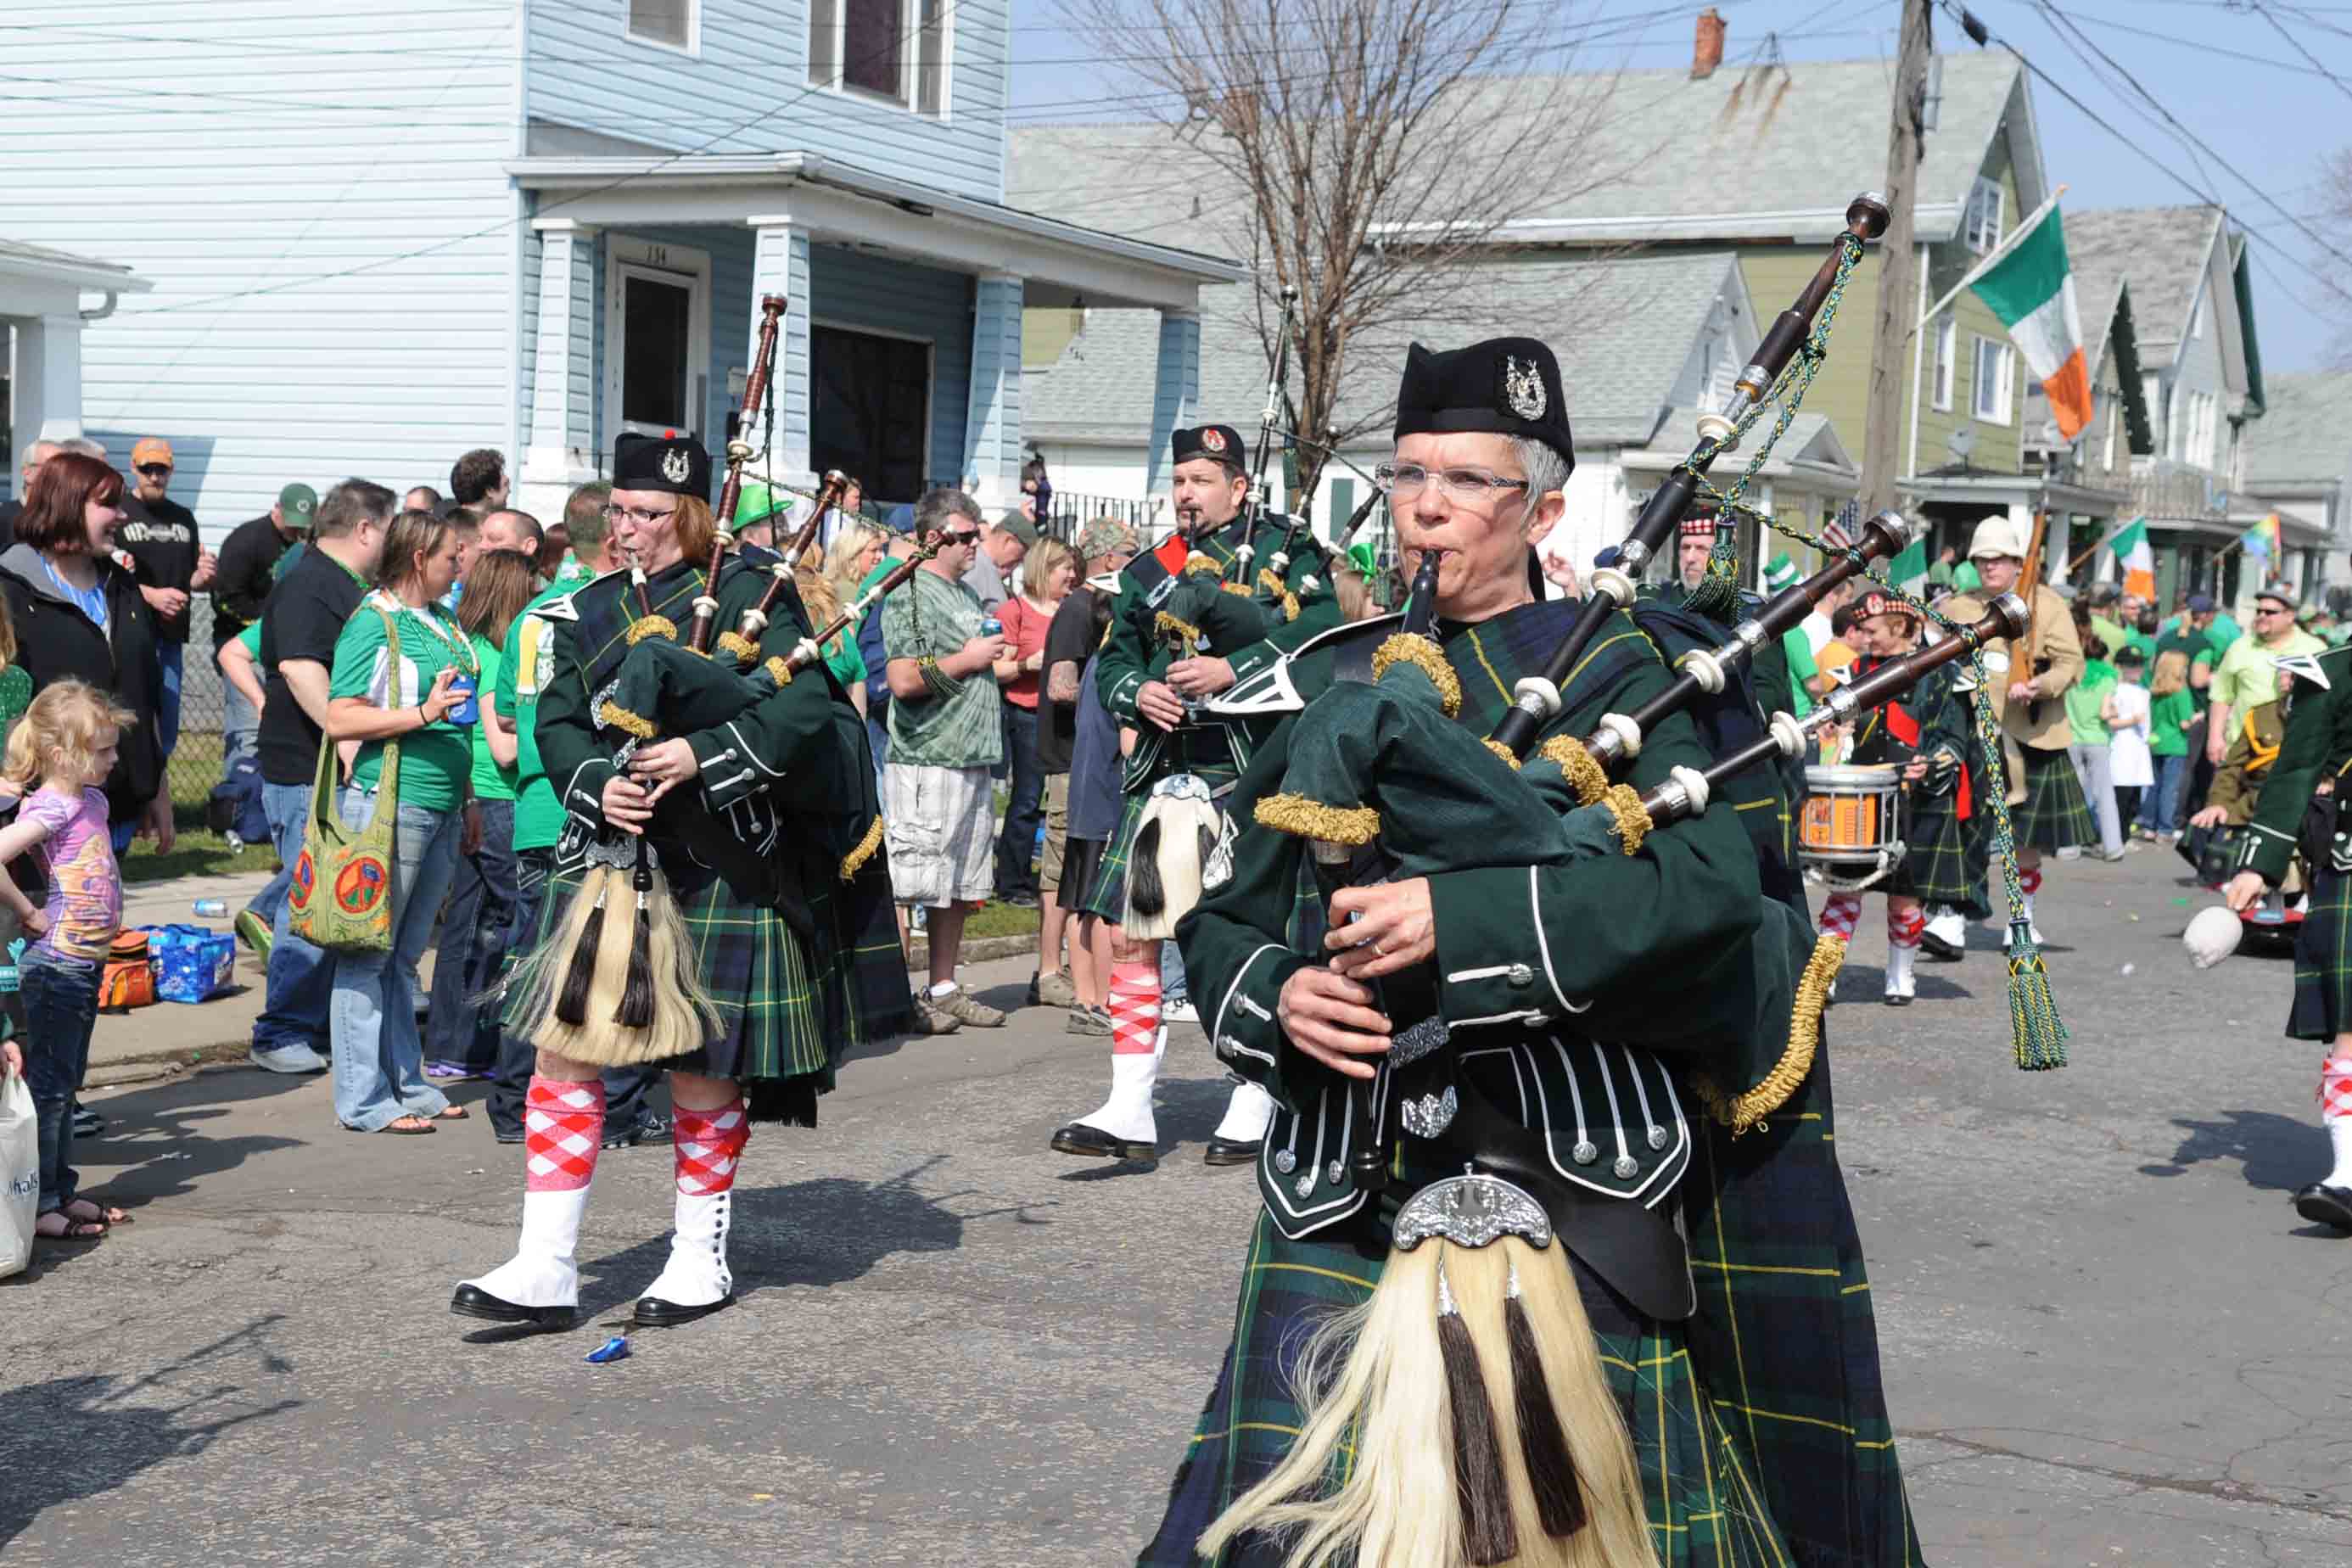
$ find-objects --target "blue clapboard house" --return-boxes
[0,1,1243,527]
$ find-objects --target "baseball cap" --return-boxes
[1075,517,1140,562]
[2187,593,2216,614]
[881,501,916,535]
[994,510,1040,548]
[131,436,174,469]
[277,483,318,530]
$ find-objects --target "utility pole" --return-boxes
[1862,0,1934,518]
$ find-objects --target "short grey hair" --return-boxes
[912,486,982,542]
[59,437,107,461]
[1510,437,1571,505]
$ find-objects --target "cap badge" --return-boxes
[1201,427,1228,454]
[1503,356,1548,422]
[660,448,691,484]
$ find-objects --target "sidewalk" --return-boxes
[88,865,281,1074]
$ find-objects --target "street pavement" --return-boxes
[7,846,2352,1565]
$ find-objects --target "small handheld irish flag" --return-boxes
[2108,516,2157,600]
[1959,195,2093,441]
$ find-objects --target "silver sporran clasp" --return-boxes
[1393,1167,1551,1252]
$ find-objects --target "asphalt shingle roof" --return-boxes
[2242,371,2352,487]
[1024,251,1746,449]
[2062,205,2223,361]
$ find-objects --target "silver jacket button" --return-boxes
[1506,963,1534,988]
[1647,1124,1669,1150]
[1612,1155,1640,1179]
[1274,1149,1296,1174]
[1571,1140,1599,1165]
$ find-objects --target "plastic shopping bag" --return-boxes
[0,1068,35,1280]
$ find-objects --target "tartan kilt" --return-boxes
[1683,1029,1926,1567]
[1139,1209,1798,1568]
[1079,771,1323,951]
[2289,863,2352,1041]
[1904,801,1987,916]
[2009,741,2095,853]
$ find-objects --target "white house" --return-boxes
[3,239,150,478]
[2242,370,2352,600]
[0,0,1244,531]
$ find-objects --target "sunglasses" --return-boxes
[940,529,981,546]
[136,464,172,479]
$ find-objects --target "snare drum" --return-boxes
[1800,764,1901,868]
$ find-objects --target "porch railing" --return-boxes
[1037,491,1166,546]
[2131,461,2230,524]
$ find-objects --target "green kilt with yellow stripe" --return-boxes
[2012,741,2095,854]
[1078,764,1323,949]
[1139,1209,1798,1568]
[2289,862,2352,1041]
[1903,799,1985,916]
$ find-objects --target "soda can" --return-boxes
[193,899,229,918]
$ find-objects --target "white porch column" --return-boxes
[519,220,600,518]
[744,216,814,491]
[962,272,1024,512]
[8,314,85,480]
[1145,308,1201,500]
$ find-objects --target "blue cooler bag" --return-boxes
[147,924,236,1004]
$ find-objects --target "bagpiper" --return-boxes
[452,432,904,1332]
[1050,422,1336,1167]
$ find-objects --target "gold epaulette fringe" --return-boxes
[1257,568,1302,621]
[1369,633,1463,718]
[764,656,794,687]
[1184,552,1223,577]
[1154,612,1202,653]
[839,815,887,881]
[1601,783,1651,856]
[1253,792,1380,847]
[1537,735,1608,806]
[715,630,760,664]
[597,701,657,740]
[1696,932,1843,1135]
[1481,736,1520,770]
[626,614,679,646]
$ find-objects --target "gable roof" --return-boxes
[2241,371,2352,489]
[2063,205,2225,362]
[1024,250,1750,450]
[1010,50,2038,249]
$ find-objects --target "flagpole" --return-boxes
[1910,183,2070,339]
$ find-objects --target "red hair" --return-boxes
[18,451,125,555]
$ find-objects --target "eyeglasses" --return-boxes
[1374,462,1532,505]
[602,503,677,527]
[940,529,982,546]
[136,464,171,479]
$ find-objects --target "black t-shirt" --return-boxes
[211,512,293,647]
[117,493,203,645]
[257,545,369,786]
[0,501,19,556]
[1037,585,1102,774]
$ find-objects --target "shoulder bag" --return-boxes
[287,603,406,955]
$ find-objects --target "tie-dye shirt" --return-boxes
[24,786,120,962]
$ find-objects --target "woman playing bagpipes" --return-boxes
[453,432,905,1334]
[1139,337,1921,1566]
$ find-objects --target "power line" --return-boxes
[2250,0,2352,103]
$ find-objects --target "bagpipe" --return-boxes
[506,297,923,1068]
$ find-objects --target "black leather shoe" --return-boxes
[633,1293,736,1329]
[1202,1137,1263,1167]
[2293,1183,2352,1230]
[1883,994,1912,1008]
[1050,1121,1156,1161]
[450,1284,576,1330]
[1920,930,1964,961]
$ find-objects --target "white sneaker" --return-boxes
[249,1041,328,1074]
[1162,998,1199,1024]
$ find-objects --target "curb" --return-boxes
[904,932,1038,972]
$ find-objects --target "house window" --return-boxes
[1964,176,2006,255]
[1973,336,2013,424]
[627,0,695,50]
[810,324,932,502]
[809,0,950,114]
[1931,315,1956,412]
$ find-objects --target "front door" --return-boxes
[604,238,711,451]
[810,324,931,506]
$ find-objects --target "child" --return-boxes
[2065,606,2123,860]
[0,680,135,1242]
[2105,646,2154,835]
[2141,649,2195,842]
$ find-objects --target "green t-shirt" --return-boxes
[237,620,262,656]
[469,636,517,802]
[2065,658,2117,745]
[327,591,480,812]
[1780,627,1817,718]
[2148,687,2194,757]
[2153,629,2218,714]
[501,579,573,852]
[880,566,1003,769]
[2086,614,2128,663]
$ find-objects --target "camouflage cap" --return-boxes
[1074,517,1140,562]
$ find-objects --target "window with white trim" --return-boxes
[1931,314,1956,411]
[1964,176,2006,255]
[1973,336,2013,424]
[809,0,950,115]
[627,0,696,50]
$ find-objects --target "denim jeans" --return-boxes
[2141,753,2187,837]
[329,787,460,1131]
[221,677,260,770]
[22,950,101,1214]
[865,713,891,792]
[486,848,661,1140]
[255,780,335,1056]
[994,703,1044,898]
[426,798,518,1072]
[156,641,184,758]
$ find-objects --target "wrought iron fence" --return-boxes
[1036,491,1165,546]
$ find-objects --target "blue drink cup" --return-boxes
[446,674,479,726]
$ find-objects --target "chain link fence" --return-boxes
[165,598,234,827]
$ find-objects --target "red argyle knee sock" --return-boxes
[2321,1050,2352,1123]
[674,1099,749,1196]
[1818,893,1863,944]
[1108,960,1162,1056]
[524,1076,605,1192]
[1888,904,1925,949]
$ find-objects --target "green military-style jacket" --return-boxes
[1179,597,1764,1276]
[1094,511,1338,788]
[2240,645,2352,884]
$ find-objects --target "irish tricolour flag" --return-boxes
[2108,517,2156,601]
[1960,196,2093,441]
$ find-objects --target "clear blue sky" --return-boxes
[1007,0,2349,372]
